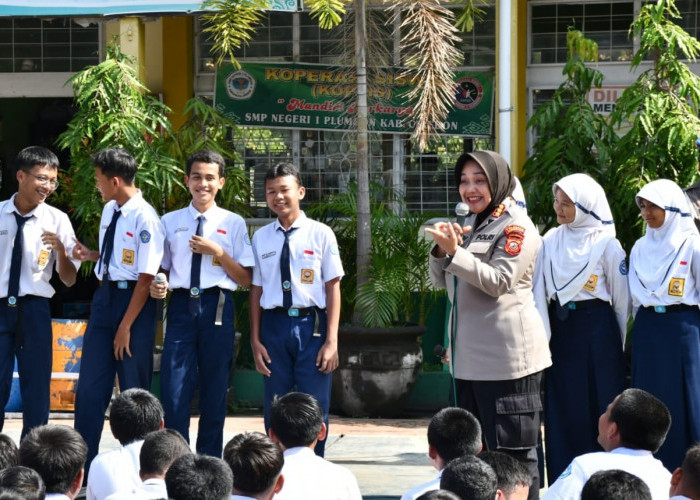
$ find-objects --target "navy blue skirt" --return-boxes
[545,300,627,484]
[631,307,700,470]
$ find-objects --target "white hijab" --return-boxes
[543,173,616,304]
[631,179,698,292]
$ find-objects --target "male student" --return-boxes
[72,148,165,471]
[0,146,79,438]
[670,445,700,500]
[223,432,284,500]
[150,149,254,457]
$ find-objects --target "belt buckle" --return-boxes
[288,308,300,317]
[567,302,576,310]
[117,281,128,290]
[190,287,201,298]
[654,305,666,313]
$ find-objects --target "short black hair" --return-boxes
[19,425,86,495]
[92,148,138,184]
[269,392,322,448]
[581,469,651,500]
[681,444,700,495]
[0,466,46,500]
[139,429,190,476]
[416,490,463,500]
[186,149,226,177]
[264,162,302,186]
[428,407,482,462]
[478,451,531,496]
[165,453,232,500]
[223,432,283,496]
[610,389,671,453]
[15,146,59,173]
[109,388,164,445]
[0,434,18,471]
[440,455,497,500]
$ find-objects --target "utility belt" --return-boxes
[642,304,698,314]
[269,306,322,317]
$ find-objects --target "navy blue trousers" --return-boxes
[74,285,156,471]
[0,296,52,439]
[632,307,700,470]
[161,290,235,458]
[261,309,331,456]
[544,301,627,484]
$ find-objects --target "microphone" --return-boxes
[455,202,469,228]
[154,272,167,286]
[434,344,448,360]
[154,272,167,321]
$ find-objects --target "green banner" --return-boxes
[214,62,493,136]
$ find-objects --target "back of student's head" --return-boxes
[15,146,59,173]
[264,162,302,186]
[581,469,651,500]
[18,425,86,495]
[223,432,283,496]
[165,453,232,500]
[0,434,18,471]
[428,407,482,461]
[680,444,700,496]
[0,465,46,500]
[139,429,190,477]
[91,148,137,184]
[109,388,164,445]
[610,388,670,453]
[440,455,498,500]
[269,392,322,448]
[186,149,226,177]
[479,450,531,498]
[416,490,463,500]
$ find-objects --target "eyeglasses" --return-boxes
[25,172,59,189]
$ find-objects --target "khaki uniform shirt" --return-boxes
[429,200,552,381]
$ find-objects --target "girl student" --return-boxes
[629,178,700,470]
[534,173,629,483]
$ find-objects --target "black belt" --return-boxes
[172,287,225,296]
[107,280,138,290]
[269,306,319,317]
[642,304,698,313]
[564,298,609,311]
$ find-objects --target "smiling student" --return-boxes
[150,149,254,458]
[628,179,700,472]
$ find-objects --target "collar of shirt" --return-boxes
[115,189,145,218]
[4,193,43,219]
[187,201,219,221]
[273,211,308,232]
[609,447,653,457]
[282,446,316,459]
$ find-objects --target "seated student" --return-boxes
[479,451,531,500]
[440,454,498,500]
[165,453,232,500]
[416,490,462,500]
[0,465,46,500]
[670,444,700,500]
[19,425,87,500]
[402,407,483,500]
[86,388,164,500]
[223,432,284,500]
[267,392,361,500]
[104,429,191,500]
[0,434,18,471]
[543,388,672,500]
[581,470,652,500]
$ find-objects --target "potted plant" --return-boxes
[309,183,435,417]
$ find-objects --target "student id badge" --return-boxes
[122,249,135,266]
[584,274,598,292]
[37,249,50,269]
[301,269,314,284]
[669,278,685,297]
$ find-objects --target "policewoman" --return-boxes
[534,173,629,483]
[426,151,551,500]
[629,178,700,471]
[73,148,165,471]
[249,162,343,457]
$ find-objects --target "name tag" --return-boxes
[468,241,492,254]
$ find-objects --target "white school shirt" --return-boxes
[534,234,631,344]
[273,446,362,500]
[0,194,80,298]
[252,212,344,309]
[86,440,143,500]
[161,203,255,290]
[542,447,672,500]
[93,191,164,281]
[104,478,167,500]
[400,470,441,500]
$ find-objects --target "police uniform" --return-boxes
[0,194,80,437]
[542,448,672,500]
[533,174,630,483]
[629,180,700,471]
[75,191,164,470]
[429,198,551,499]
[251,212,343,456]
[160,202,254,457]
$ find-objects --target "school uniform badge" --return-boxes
[669,277,685,297]
[140,230,151,243]
[584,274,598,292]
[37,249,50,268]
[504,225,525,256]
[301,269,314,283]
[122,249,135,265]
